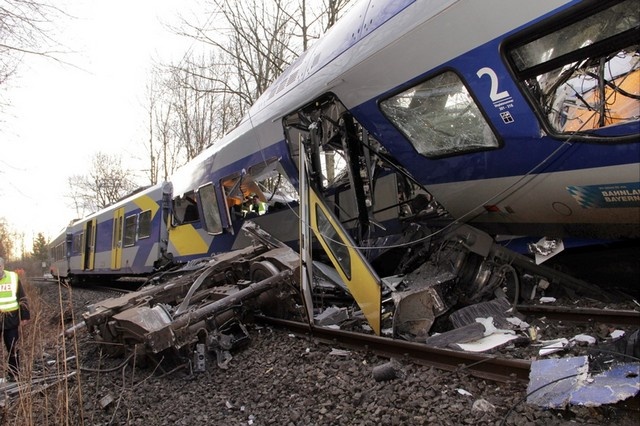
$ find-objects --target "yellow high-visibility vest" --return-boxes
[0,271,19,312]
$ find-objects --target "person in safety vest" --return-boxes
[250,195,267,215]
[0,257,30,382]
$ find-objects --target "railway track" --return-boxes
[256,316,531,383]
[48,273,637,386]
[516,304,640,326]
[257,304,639,385]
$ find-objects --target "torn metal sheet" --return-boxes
[392,272,456,339]
[529,237,564,264]
[571,334,596,345]
[449,297,515,329]
[315,306,349,326]
[527,356,589,408]
[570,363,640,406]
[538,338,570,356]
[425,322,486,348]
[528,356,640,408]
[453,332,520,352]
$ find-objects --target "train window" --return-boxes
[124,215,137,247]
[249,158,298,211]
[138,210,152,239]
[380,71,499,157]
[507,0,639,135]
[173,192,200,224]
[55,242,65,261]
[199,184,223,235]
[316,205,351,279]
[72,233,83,254]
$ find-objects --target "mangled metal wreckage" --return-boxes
[76,90,628,372]
[78,216,603,373]
[81,223,301,369]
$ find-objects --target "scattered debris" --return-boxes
[70,218,635,423]
[527,356,640,408]
[315,306,349,327]
[449,298,515,329]
[472,398,495,412]
[425,323,486,348]
[611,329,626,339]
[99,394,114,410]
[0,372,77,407]
[538,338,570,356]
[328,348,350,357]
[571,334,596,345]
[372,359,403,382]
[81,223,299,368]
[454,332,520,353]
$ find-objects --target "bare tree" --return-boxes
[0,0,65,110]
[143,55,236,185]
[0,217,14,259]
[142,0,355,182]
[285,0,355,50]
[66,152,139,216]
[178,0,294,107]
[175,0,355,124]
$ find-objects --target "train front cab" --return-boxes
[281,94,450,335]
[167,157,301,263]
[278,0,639,333]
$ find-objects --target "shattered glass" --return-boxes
[509,0,640,134]
[380,71,499,157]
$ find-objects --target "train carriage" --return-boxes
[153,0,638,333]
[51,0,637,341]
[53,182,173,283]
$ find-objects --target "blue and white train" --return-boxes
[51,0,638,319]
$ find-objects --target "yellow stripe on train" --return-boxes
[169,224,210,256]
[134,195,160,218]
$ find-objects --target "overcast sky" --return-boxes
[1,0,196,253]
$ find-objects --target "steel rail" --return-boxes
[516,305,640,326]
[255,315,531,383]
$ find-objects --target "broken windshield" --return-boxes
[508,0,640,135]
[380,71,499,157]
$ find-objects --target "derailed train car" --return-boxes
[50,182,173,282]
[50,166,299,283]
[73,0,637,368]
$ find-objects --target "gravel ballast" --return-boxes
[5,281,637,425]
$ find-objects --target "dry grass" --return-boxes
[1,277,85,425]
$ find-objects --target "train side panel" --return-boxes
[49,229,70,279]
[66,183,172,281]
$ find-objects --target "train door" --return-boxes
[83,219,96,270]
[301,165,382,334]
[288,95,383,335]
[111,208,124,270]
